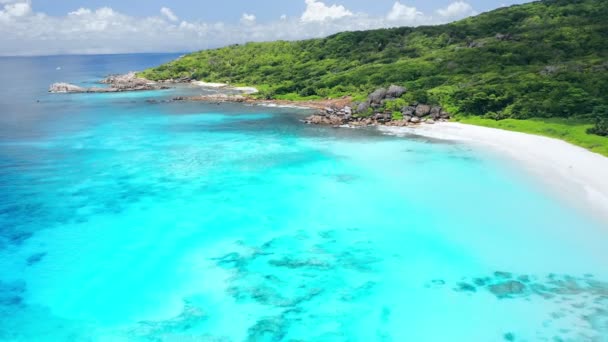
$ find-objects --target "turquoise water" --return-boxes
[1,55,607,341]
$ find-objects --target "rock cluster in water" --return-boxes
[429,271,608,341]
[49,72,169,93]
[303,85,451,127]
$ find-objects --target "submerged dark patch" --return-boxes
[203,230,383,339]
[0,280,26,308]
[436,272,608,341]
[26,252,46,266]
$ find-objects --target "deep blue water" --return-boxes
[0,54,607,341]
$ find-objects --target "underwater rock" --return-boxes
[268,257,331,270]
[504,332,516,341]
[213,252,247,269]
[473,277,490,287]
[247,316,288,342]
[436,272,608,340]
[26,252,46,266]
[489,280,526,298]
[0,280,25,307]
[133,303,208,338]
[456,282,477,293]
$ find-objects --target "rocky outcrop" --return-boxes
[495,33,514,41]
[415,105,431,117]
[48,83,87,93]
[368,88,388,105]
[386,85,407,98]
[99,72,158,90]
[303,103,450,127]
[303,86,451,127]
[49,72,169,93]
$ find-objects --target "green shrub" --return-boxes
[588,118,608,137]
[384,98,407,112]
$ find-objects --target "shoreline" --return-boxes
[378,123,608,224]
[173,93,353,111]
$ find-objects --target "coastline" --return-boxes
[378,122,608,223]
[47,74,608,223]
[175,93,353,110]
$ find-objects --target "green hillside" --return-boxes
[140,0,608,147]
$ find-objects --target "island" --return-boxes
[133,0,608,155]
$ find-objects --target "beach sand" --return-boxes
[379,122,608,223]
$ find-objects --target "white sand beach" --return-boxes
[191,81,259,94]
[191,80,228,88]
[233,86,259,94]
[379,122,608,223]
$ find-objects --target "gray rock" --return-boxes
[373,113,390,121]
[403,115,412,122]
[100,72,157,90]
[415,105,431,117]
[328,114,344,125]
[402,106,416,116]
[410,117,421,124]
[368,88,388,104]
[343,106,352,115]
[305,115,326,125]
[425,119,435,124]
[495,33,513,41]
[386,85,406,98]
[48,83,86,93]
[50,72,165,93]
[430,106,442,119]
[357,102,370,114]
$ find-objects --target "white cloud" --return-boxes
[68,8,92,16]
[387,2,423,22]
[160,7,178,22]
[0,0,480,56]
[280,14,287,21]
[301,0,352,22]
[241,12,256,25]
[0,0,31,20]
[437,1,475,19]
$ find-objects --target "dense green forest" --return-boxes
[140,0,608,139]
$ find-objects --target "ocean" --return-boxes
[0,54,607,341]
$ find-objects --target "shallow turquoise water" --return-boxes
[1,55,607,341]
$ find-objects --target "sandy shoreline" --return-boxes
[190,81,259,94]
[379,122,608,223]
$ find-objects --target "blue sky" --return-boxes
[1,0,533,56]
[35,0,531,22]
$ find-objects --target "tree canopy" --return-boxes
[140,0,608,131]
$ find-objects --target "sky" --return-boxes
[0,0,533,56]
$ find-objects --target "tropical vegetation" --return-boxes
[139,0,608,151]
